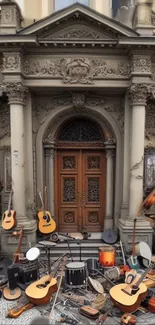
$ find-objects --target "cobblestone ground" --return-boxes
[1,295,155,325]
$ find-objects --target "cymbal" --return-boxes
[37,240,57,247]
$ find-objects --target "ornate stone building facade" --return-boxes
[1,0,155,252]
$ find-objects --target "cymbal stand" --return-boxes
[65,240,74,262]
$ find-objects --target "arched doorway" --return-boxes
[55,118,106,232]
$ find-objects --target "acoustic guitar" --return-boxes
[37,187,56,234]
[3,226,24,301]
[25,253,66,305]
[110,264,153,313]
[137,188,155,216]
[2,189,16,230]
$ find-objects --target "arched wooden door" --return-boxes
[54,119,106,233]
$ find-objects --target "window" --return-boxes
[54,0,89,11]
[112,0,120,17]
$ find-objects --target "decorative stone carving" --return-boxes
[0,103,10,139]
[104,137,116,145]
[151,64,155,81]
[22,57,130,81]
[92,59,131,78]
[5,82,29,105]
[59,28,100,39]
[72,92,85,109]
[3,55,20,71]
[1,9,13,24]
[131,56,151,74]
[35,96,72,124]
[129,84,149,105]
[106,150,115,159]
[61,58,93,84]
[151,13,155,26]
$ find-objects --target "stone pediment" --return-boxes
[19,3,138,39]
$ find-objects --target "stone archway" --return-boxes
[36,103,123,230]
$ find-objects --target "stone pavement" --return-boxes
[1,294,155,325]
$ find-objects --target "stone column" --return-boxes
[104,142,115,229]
[7,82,28,218]
[129,84,147,218]
[119,84,153,251]
[1,82,37,253]
[121,92,131,218]
[44,146,55,216]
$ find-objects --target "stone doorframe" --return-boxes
[36,104,122,230]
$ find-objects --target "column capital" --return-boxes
[129,83,150,106]
[45,148,55,157]
[106,149,115,159]
[5,82,29,105]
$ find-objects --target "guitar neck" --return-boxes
[8,190,13,211]
[14,226,24,262]
[132,218,137,257]
[135,266,152,287]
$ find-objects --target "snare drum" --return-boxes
[65,262,87,288]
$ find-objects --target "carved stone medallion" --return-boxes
[61,58,93,84]
[72,92,85,109]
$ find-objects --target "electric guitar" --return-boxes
[2,189,16,230]
[127,218,140,269]
[37,187,56,234]
[110,264,153,313]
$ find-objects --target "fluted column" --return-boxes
[6,82,28,218]
[129,84,148,218]
[104,144,115,229]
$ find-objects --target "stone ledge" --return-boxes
[118,217,153,252]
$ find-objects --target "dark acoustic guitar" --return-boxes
[37,187,56,234]
[2,189,16,230]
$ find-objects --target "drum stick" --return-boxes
[120,240,126,266]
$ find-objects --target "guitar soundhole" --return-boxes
[131,285,139,295]
[8,212,11,217]
[36,281,50,289]
[43,215,50,223]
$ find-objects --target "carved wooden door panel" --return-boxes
[81,151,105,232]
[56,150,105,232]
[56,151,80,232]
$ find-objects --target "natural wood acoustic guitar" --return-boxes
[2,189,16,230]
[3,226,24,301]
[37,187,56,234]
[25,253,66,305]
[110,264,153,313]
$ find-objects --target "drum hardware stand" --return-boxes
[77,240,82,262]
[65,240,74,262]
[90,268,115,287]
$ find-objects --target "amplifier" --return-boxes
[18,261,38,284]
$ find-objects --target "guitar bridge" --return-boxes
[122,289,132,296]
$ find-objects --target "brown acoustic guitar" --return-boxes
[3,226,24,301]
[2,189,16,230]
[37,187,56,234]
[110,264,153,313]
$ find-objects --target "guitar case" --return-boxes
[79,306,99,320]
[102,229,118,244]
